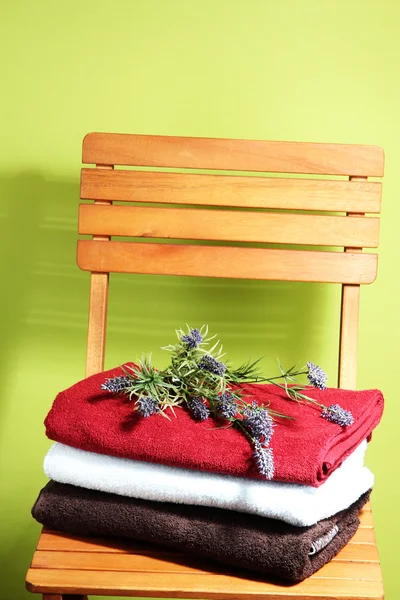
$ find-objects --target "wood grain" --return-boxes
[82,133,385,176]
[32,551,382,579]
[338,284,360,389]
[85,272,108,377]
[76,239,378,284]
[84,165,113,377]
[338,186,368,389]
[78,204,379,248]
[80,168,382,213]
[26,566,385,598]
[359,510,373,526]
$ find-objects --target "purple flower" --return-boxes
[307,361,328,390]
[181,328,203,349]
[253,441,275,479]
[198,355,226,376]
[137,396,159,418]
[321,404,354,427]
[101,376,131,393]
[243,408,274,444]
[216,392,237,419]
[187,397,210,421]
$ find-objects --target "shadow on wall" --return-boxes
[0,171,340,600]
[0,170,341,388]
[106,270,341,377]
[0,171,88,600]
[0,172,88,413]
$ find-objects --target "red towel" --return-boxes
[44,364,384,486]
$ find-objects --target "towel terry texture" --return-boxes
[44,440,373,527]
[32,481,370,583]
[44,364,384,485]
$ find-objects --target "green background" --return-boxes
[0,0,397,598]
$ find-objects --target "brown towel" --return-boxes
[32,481,370,582]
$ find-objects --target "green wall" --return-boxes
[0,1,398,598]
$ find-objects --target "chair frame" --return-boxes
[26,132,384,600]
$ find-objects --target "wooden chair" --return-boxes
[26,133,385,600]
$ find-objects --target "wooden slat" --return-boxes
[80,169,383,213]
[32,550,217,575]
[334,543,379,562]
[358,511,373,526]
[25,567,385,599]
[76,240,378,284]
[38,530,159,554]
[82,133,384,177]
[351,527,376,544]
[31,551,382,580]
[78,204,379,248]
[37,522,374,549]
[36,531,379,562]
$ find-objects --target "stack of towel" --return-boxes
[32,364,384,583]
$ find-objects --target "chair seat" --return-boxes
[26,504,383,599]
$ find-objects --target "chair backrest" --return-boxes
[78,133,384,389]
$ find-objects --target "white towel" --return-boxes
[44,440,373,527]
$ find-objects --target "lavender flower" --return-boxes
[101,376,132,393]
[253,441,275,479]
[187,397,210,421]
[216,392,237,419]
[243,408,274,444]
[307,361,328,390]
[198,355,227,376]
[321,404,354,427]
[181,328,203,349]
[241,400,258,416]
[136,396,159,418]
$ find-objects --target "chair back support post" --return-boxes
[85,163,113,377]
[338,176,368,389]
[338,283,360,389]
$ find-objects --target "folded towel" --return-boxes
[44,440,373,527]
[32,481,370,582]
[44,364,384,485]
